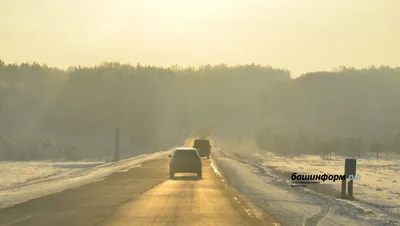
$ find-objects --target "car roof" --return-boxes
[175,147,197,151]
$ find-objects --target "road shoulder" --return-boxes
[0,158,170,226]
[210,158,282,226]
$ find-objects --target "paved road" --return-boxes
[0,157,280,226]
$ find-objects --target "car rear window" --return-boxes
[174,149,198,157]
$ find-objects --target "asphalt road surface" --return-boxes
[0,157,280,226]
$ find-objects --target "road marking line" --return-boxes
[121,164,142,172]
[210,161,222,177]
[0,213,42,226]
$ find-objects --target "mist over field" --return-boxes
[1,2,400,226]
[1,0,399,161]
[0,60,399,161]
[0,61,287,160]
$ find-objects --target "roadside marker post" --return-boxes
[114,127,120,161]
[341,178,346,199]
[344,158,357,199]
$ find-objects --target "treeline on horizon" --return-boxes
[0,59,399,160]
[257,65,400,158]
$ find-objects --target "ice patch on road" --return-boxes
[0,149,173,209]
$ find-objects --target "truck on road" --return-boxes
[192,139,211,159]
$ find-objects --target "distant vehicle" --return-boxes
[192,139,211,159]
[168,148,202,178]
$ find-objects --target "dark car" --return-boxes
[169,148,202,178]
[192,139,211,159]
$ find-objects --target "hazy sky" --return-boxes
[0,0,399,77]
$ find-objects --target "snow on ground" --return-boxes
[212,139,400,226]
[257,152,400,215]
[0,149,174,209]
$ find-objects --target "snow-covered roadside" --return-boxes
[255,152,400,218]
[212,140,400,226]
[0,149,174,209]
[0,125,217,209]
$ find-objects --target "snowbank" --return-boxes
[0,149,173,209]
[212,139,400,226]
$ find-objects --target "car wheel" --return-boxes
[197,171,202,178]
[170,172,174,178]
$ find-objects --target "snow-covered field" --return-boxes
[0,149,173,209]
[212,139,400,226]
[257,152,399,210]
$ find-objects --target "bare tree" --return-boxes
[370,142,383,160]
